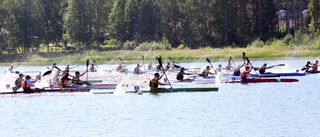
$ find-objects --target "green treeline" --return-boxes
[0,0,317,54]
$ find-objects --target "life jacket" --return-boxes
[60,79,69,87]
[259,68,266,74]
[149,80,159,90]
[202,69,210,77]
[240,71,250,79]
[72,77,81,85]
[21,80,32,89]
[176,72,184,80]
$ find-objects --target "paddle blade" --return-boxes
[42,70,52,76]
[119,57,123,62]
[157,56,163,68]
[93,60,96,63]
[242,52,246,57]
[54,66,62,71]
[15,71,20,74]
[86,59,89,67]
[142,55,144,60]
[277,64,285,66]
[205,57,211,63]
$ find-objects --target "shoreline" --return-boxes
[0,48,319,66]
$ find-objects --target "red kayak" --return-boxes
[240,78,299,84]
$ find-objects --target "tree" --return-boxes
[36,0,64,52]
[135,0,159,43]
[3,0,41,53]
[109,0,127,42]
[65,0,93,51]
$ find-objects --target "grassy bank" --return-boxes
[1,47,319,66]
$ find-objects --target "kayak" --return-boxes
[71,83,117,89]
[0,88,90,95]
[240,78,299,83]
[42,83,117,89]
[83,79,103,83]
[263,72,306,77]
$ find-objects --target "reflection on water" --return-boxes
[1,59,320,136]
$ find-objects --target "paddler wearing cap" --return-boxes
[176,67,194,81]
[21,75,40,93]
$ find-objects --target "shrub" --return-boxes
[176,44,190,50]
[135,41,172,51]
[123,41,137,50]
[248,39,264,48]
[282,34,293,45]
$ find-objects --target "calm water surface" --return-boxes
[0,59,320,137]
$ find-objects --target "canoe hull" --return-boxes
[0,88,90,95]
[264,72,306,77]
[126,87,219,93]
[240,78,299,83]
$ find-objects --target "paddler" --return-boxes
[301,61,312,72]
[259,63,274,74]
[60,71,71,88]
[21,75,41,93]
[216,64,223,73]
[225,56,233,70]
[8,65,14,73]
[116,63,128,73]
[71,71,87,86]
[198,66,215,78]
[148,62,155,70]
[176,67,194,81]
[311,60,319,72]
[13,73,24,92]
[134,64,143,74]
[149,73,168,90]
[233,60,246,76]
[90,64,97,72]
[240,66,252,80]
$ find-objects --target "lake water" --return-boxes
[0,58,320,137]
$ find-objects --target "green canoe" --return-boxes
[126,87,219,93]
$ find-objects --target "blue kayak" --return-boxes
[263,72,306,77]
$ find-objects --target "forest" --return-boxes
[0,0,317,54]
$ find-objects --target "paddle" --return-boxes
[42,70,52,77]
[272,63,285,67]
[142,55,146,72]
[244,56,259,75]
[157,56,173,92]
[169,57,177,64]
[242,52,246,60]
[205,57,214,68]
[169,57,181,68]
[15,62,21,69]
[86,59,89,82]
[42,64,62,77]
[253,63,286,71]
[119,57,123,63]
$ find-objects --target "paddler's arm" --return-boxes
[79,71,87,77]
